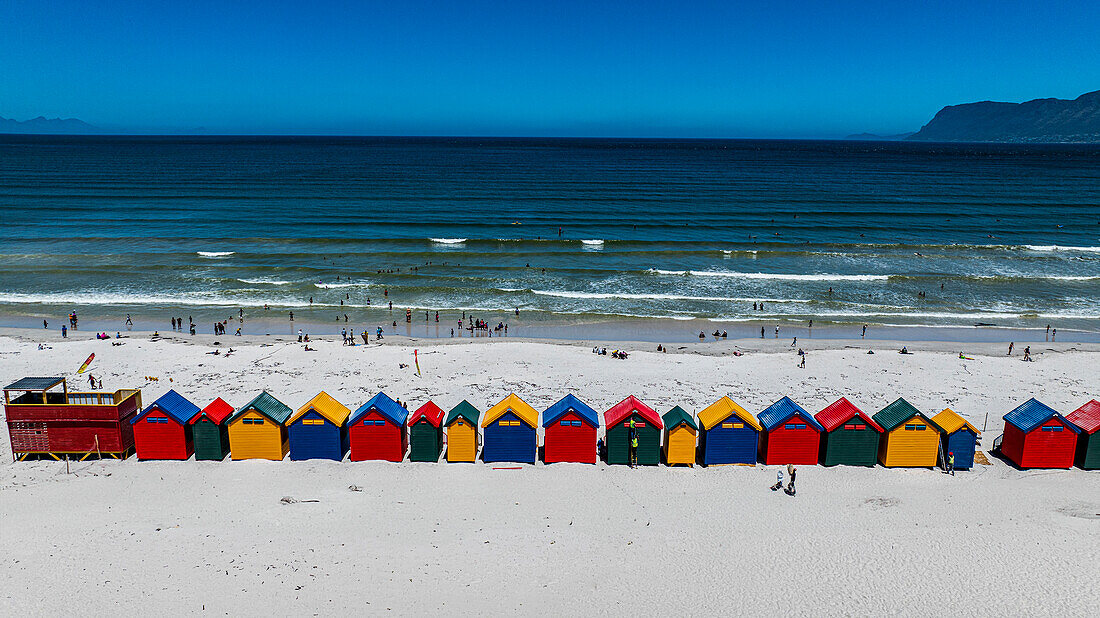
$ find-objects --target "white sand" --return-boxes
[1,332,1097,615]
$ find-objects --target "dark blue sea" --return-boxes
[1,136,1098,338]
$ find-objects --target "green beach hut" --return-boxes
[188,398,234,461]
[408,400,446,462]
[604,396,663,466]
[815,397,884,466]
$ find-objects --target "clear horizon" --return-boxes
[2,0,1098,138]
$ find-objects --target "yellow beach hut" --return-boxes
[662,406,697,466]
[872,398,941,467]
[227,391,293,461]
[445,400,481,462]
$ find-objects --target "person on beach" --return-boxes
[760,326,765,338]
[309,296,313,306]
[125,314,132,326]
[62,324,67,338]
[947,452,955,476]
[771,468,784,491]
[808,319,812,330]
[88,374,96,389]
[791,337,797,347]
[1008,342,1014,356]
[753,302,758,310]
[289,311,294,321]
[1051,328,1056,341]
[862,324,867,338]
[798,349,806,368]
[171,317,177,330]
[43,319,48,329]
[1045,324,1050,340]
[1023,346,1031,361]
[630,434,639,468]
[362,331,368,344]
[786,465,797,495]
[775,325,779,338]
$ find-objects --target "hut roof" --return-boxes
[446,400,481,426]
[134,389,200,424]
[189,397,235,425]
[4,376,65,391]
[698,396,760,431]
[815,397,883,433]
[229,391,293,425]
[930,408,980,435]
[542,394,599,428]
[872,398,931,432]
[291,391,351,426]
[483,393,539,427]
[1065,400,1100,434]
[758,396,824,432]
[408,401,446,427]
[662,406,697,431]
[1003,398,1079,434]
[349,392,408,426]
[604,395,663,428]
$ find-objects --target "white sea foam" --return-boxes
[647,269,890,281]
[530,290,812,303]
[197,251,234,258]
[430,238,467,244]
[580,239,604,246]
[314,282,367,289]
[1022,245,1100,253]
[237,278,291,285]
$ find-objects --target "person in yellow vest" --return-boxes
[947,452,955,476]
[630,434,638,467]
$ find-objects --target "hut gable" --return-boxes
[543,394,599,428]
[230,391,293,425]
[1066,400,1100,434]
[290,391,351,426]
[350,392,408,427]
[662,406,697,431]
[446,400,481,426]
[758,397,824,432]
[815,397,883,433]
[133,389,200,425]
[605,396,663,429]
[482,393,539,428]
[872,398,933,432]
[190,398,234,425]
[699,396,759,431]
[408,401,445,427]
[930,408,980,436]
[1004,399,1080,434]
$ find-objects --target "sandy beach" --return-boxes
[1,330,1097,615]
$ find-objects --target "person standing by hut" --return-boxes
[786,465,797,495]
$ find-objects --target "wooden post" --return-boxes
[65,453,70,474]
[983,412,988,433]
[95,435,101,460]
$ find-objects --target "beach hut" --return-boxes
[227,391,292,461]
[815,397,883,467]
[131,390,200,460]
[872,398,941,467]
[288,391,351,461]
[542,394,599,464]
[662,406,697,466]
[5,377,142,460]
[189,397,234,461]
[349,392,408,462]
[758,396,824,466]
[445,400,481,462]
[930,408,980,470]
[604,396,663,466]
[1066,400,1100,469]
[482,393,539,464]
[408,401,446,462]
[1000,399,1079,469]
[698,396,762,465]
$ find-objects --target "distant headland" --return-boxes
[907,89,1100,143]
[0,116,97,134]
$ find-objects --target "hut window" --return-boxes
[1042,426,1063,432]
[722,422,734,429]
[303,419,324,425]
[572,421,582,426]
[905,424,917,430]
[456,420,463,425]
[733,423,744,429]
[915,425,925,431]
[784,423,796,429]
[559,420,570,426]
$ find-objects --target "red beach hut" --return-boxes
[131,390,200,460]
[757,396,824,465]
[348,392,409,462]
[542,394,599,464]
[1000,399,1079,469]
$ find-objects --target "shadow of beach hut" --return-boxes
[288,391,351,461]
[131,390,199,460]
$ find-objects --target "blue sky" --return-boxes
[1,0,1097,137]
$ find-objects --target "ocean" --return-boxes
[1,135,1098,341]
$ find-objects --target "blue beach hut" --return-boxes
[287,392,351,461]
[481,394,539,464]
[930,408,980,470]
[698,396,762,465]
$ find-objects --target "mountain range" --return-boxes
[907,90,1100,143]
[0,116,97,134]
